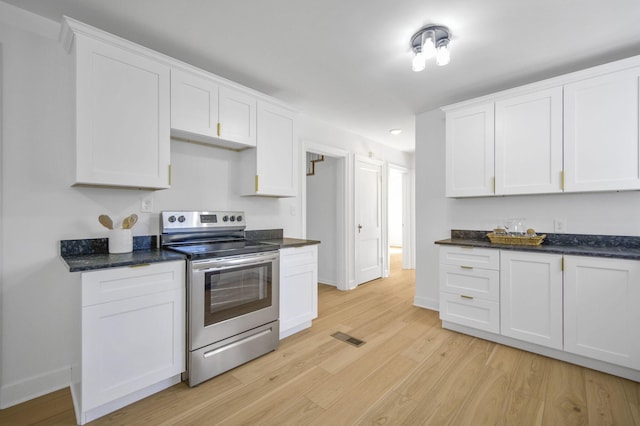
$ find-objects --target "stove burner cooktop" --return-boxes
[166,240,277,259]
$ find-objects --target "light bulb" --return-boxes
[421,37,436,59]
[412,51,426,72]
[436,44,450,66]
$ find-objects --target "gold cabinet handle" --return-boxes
[460,295,474,300]
[460,265,473,270]
[217,122,221,137]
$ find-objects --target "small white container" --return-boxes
[108,229,133,254]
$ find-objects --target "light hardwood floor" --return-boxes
[2,251,640,425]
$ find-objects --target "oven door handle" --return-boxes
[191,252,279,271]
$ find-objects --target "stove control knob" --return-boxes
[236,215,243,222]
[178,215,186,223]
[223,215,229,222]
[168,215,176,223]
[230,216,236,222]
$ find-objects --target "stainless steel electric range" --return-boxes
[160,211,279,387]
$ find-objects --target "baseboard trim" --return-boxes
[443,321,640,382]
[0,366,70,409]
[413,296,439,311]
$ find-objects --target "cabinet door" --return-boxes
[500,251,563,349]
[74,36,170,189]
[439,292,500,333]
[440,264,499,301]
[81,288,184,410]
[495,87,563,195]
[243,102,297,196]
[218,86,256,147]
[80,261,185,411]
[564,67,640,192]
[280,246,318,338]
[445,103,495,197]
[170,68,219,140]
[564,256,640,369]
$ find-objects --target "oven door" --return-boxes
[189,251,279,351]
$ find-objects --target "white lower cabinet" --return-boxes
[439,245,640,381]
[439,246,500,333]
[500,251,563,349]
[564,255,640,370]
[72,261,185,425]
[279,245,318,339]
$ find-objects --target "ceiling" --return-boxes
[5,0,640,152]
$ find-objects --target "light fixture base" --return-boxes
[410,24,451,70]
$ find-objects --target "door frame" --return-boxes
[301,141,354,290]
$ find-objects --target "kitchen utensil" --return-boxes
[98,214,113,230]
[122,214,138,229]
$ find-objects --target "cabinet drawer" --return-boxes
[439,264,500,301]
[439,246,499,270]
[82,261,185,306]
[280,245,317,268]
[439,292,500,333]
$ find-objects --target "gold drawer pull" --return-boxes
[460,295,474,300]
[460,265,473,270]
[129,263,151,268]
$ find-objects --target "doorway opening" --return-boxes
[302,142,352,290]
[386,164,411,274]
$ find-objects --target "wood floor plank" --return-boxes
[217,366,329,425]
[307,332,415,408]
[2,252,639,425]
[542,359,588,425]
[446,365,512,426]
[498,351,550,426]
[308,353,418,425]
[405,338,499,425]
[356,332,475,425]
[584,368,636,425]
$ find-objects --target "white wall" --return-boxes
[414,107,640,310]
[306,156,338,285]
[0,3,414,408]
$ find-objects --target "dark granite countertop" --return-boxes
[62,230,320,272]
[61,235,186,272]
[435,230,640,260]
[246,229,320,248]
[259,237,321,249]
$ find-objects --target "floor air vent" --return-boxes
[331,331,366,347]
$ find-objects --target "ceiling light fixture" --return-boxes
[410,25,451,71]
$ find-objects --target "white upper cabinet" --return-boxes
[495,87,563,195]
[444,56,640,197]
[445,103,495,197]
[171,69,256,149]
[218,87,257,147]
[170,69,219,141]
[61,17,171,190]
[239,101,298,197]
[564,67,640,192]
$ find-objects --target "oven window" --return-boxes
[204,263,272,326]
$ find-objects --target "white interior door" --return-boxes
[355,157,383,285]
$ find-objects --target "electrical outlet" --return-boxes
[141,197,154,213]
[554,218,567,233]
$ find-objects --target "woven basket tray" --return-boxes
[487,233,546,246]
